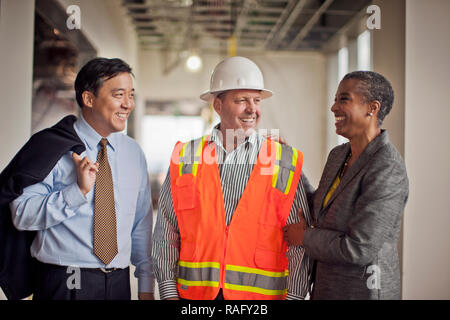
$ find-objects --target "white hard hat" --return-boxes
[200,56,273,101]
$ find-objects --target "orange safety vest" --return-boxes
[169,135,303,300]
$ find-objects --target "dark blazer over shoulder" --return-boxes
[303,130,409,300]
[0,115,85,300]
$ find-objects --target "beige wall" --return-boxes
[372,0,406,157]
[325,53,340,154]
[137,50,327,186]
[403,0,450,299]
[56,0,138,64]
[0,0,35,299]
[0,0,35,171]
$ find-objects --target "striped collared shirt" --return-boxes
[152,126,312,299]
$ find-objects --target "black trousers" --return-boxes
[33,260,131,300]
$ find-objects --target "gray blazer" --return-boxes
[303,130,409,300]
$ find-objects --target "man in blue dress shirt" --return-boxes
[9,58,154,300]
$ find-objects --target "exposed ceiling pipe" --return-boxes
[320,6,367,53]
[288,0,335,50]
[127,0,372,53]
[232,0,255,42]
[261,0,297,49]
[265,0,308,50]
[162,1,195,75]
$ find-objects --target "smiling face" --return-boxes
[81,72,135,137]
[214,89,262,137]
[331,79,374,140]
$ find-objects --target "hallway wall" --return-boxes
[0,0,36,299]
[0,0,35,171]
[56,0,138,66]
[402,0,450,299]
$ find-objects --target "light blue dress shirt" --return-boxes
[10,115,154,293]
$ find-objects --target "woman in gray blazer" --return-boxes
[284,71,409,299]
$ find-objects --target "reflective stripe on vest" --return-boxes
[177,261,220,288]
[272,143,299,195]
[224,265,288,296]
[177,261,288,296]
[178,136,208,177]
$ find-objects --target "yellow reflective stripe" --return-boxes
[224,283,287,296]
[179,136,208,177]
[284,148,298,194]
[275,142,282,161]
[192,136,207,177]
[284,171,294,195]
[195,136,207,157]
[283,147,298,194]
[292,147,298,167]
[192,162,199,177]
[178,142,189,177]
[225,265,288,278]
[177,278,219,288]
[180,142,188,157]
[271,142,282,188]
[271,164,279,188]
[178,261,221,269]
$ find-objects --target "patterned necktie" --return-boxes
[94,138,118,265]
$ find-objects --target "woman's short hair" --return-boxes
[74,57,133,108]
[342,71,394,126]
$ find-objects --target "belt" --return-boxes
[36,261,127,274]
[99,267,120,274]
[81,267,127,274]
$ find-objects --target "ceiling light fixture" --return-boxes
[186,54,202,72]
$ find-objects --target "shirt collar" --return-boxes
[74,114,117,152]
[209,123,258,151]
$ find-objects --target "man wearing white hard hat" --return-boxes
[153,56,313,300]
